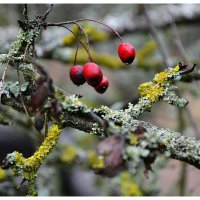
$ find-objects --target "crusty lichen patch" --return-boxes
[138,65,180,103]
[4,124,63,196]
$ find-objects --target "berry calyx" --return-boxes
[69,65,86,86]
[83,62,103,87]
[118,42,136,65]
[95,76,109,94]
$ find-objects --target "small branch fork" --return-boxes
[41,4,53,21]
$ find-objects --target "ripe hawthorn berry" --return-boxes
[83,62,103,87]
[95,76,109,94]
[118,42,136,64]
[69,65,86,86]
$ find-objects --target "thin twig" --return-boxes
[142,5,170,68]
[41,4,53,21]
[185,106,200,139]
[0,62,9,103]
[44,112,48,138]
[168,5,188,63]
[89,112,108,130]
[73,26,81,65]
[47,18,124,43]
[23,4,28,20]
[46,24,91,60]
[168,6,200,138]
[177,108,187,196]
[60,25,91,59]
[73,22,92,62]
[17,68,42,136]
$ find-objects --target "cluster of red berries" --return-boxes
[69,62,108,94]
[69,42,136,94]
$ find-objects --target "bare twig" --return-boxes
[47,18,124,43]
[0,62,9,103]
[73,22,93,62]
[61,25,92,60]
[168,6,200,138]
[17,68,42,136]
[168,5,189,64]
[41,4,53,21]
[73,26,81,65]
[142,5,170,67]
[23,4,28,20]
[185,106,200,139]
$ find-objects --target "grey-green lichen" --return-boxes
[10,27,40,57]
[61,95,90,113]
[19,63,38,81]
[90,122,105,137]
[162,85,188,107]
[0,54,8,64]
[1,81,34,113]
[8,81,29,98]
[1,9,200,197]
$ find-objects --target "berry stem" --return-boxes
[73,22,93,62]
[59,25,91,61]
[73,26,81,66]
[47,18,124,43]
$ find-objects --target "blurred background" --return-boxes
[0,4,200,196]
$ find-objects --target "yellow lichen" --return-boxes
[26,124,62,170]
[87,151,105,169]
[153,71,170,85]
[8,124,63,196]
[138,82,154,96]
[129,134,138,145]
[60,145,77,163]
[138,82,163,102]
[120,172,142,196]
[138,65,180,102]
[0,167,6,182]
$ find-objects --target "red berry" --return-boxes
[95,76,109,94]
[83,62,103,87]
[118,42,136,64]
[69,65,86,86]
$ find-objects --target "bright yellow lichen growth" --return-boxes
[87,151,105,169]
[60,145,77,163]
[138,82,163,102]
[0,167,6,182]
[153,65,180,85]
[120,172,142,196]
[138,65,180,102]
[26,124,63,170]
[153,71,170,85]
[129,134,138,145]
[9,124,63,195]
